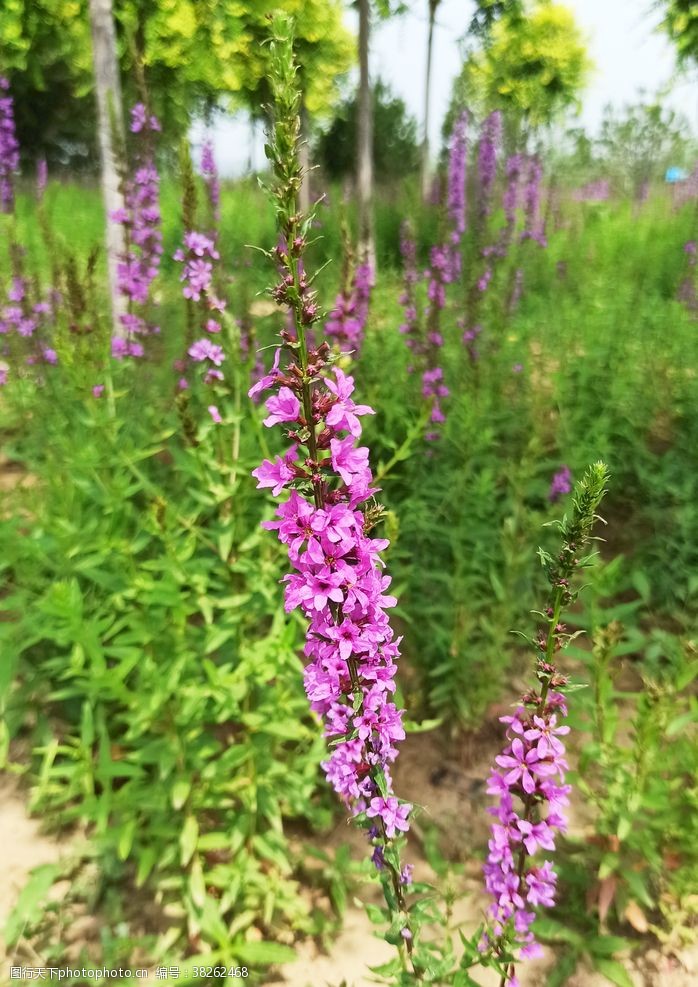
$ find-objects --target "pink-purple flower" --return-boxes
[483,695,570,964]
[0,77,20,214]
[130,102,160,134]
[251,343,411,852]
[263,387,302,427]
[367,797,411,839]
[188,338,225,366]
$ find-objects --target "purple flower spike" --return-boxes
[253,342,412,856]
[548,466,573,503]
[0,77,20,214]
[448,111,468,241]
[478,110,502,220]
[110,103,163,357]
[325,260,374,356]
[483,694,570,967]
[201,139,221,225]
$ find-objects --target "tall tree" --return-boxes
[88,0,125,329]
[596,97,692,195]
[354,0,406,266]
[1,0,96,165]
[357,0,374,265]
[420,0,441,201]
[316,79,419,182]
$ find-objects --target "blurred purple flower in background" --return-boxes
[0,77,20,214]
[548,466,573,502]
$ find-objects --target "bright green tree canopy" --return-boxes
[454,1,592,131]
[0,0,353,163]
[659,0,698,65]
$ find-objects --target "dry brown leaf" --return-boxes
[624,899,649,933]
[598,874,618,924]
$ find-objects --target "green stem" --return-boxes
[373,407,431,486]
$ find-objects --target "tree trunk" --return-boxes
[357,0,375,268]
[88,0,125,332]
[298,100,311,215]
[247,114,257,174]
[420,0,438,203]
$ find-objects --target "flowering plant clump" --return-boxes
[481,462,609,986]
[483,692,570,970]
[461,321,482,363]
[401,112,470,440]
[457,112,506,359]
[110,103,163,358]
[0,272,57,369]
[0,87,60,382]
[252,16,419,972]
[503,155,523,238]
[572,178,610,203]
[0,77,20,215]
[171,142,230,424]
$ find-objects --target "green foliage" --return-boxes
[543,558,698,977]
[0,363,331,962]
[315,79,420,184]
[453,1,592,136]
[1,0,95,166]
[2,85,698,981]
[596,98,692,191]
[659,0,698,65]
[555,96,695,193]
[466,0,524,42]
[343,182,698,732]
[229,0,354,119]
[0,155,334,967]
[2,0,353,164]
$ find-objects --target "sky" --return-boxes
[197,0,696,176]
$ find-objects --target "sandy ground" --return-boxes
[0,778,66,974]
[0,725,695,986]
[0,779,67,930]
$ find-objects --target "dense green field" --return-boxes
[1,169,697,984]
